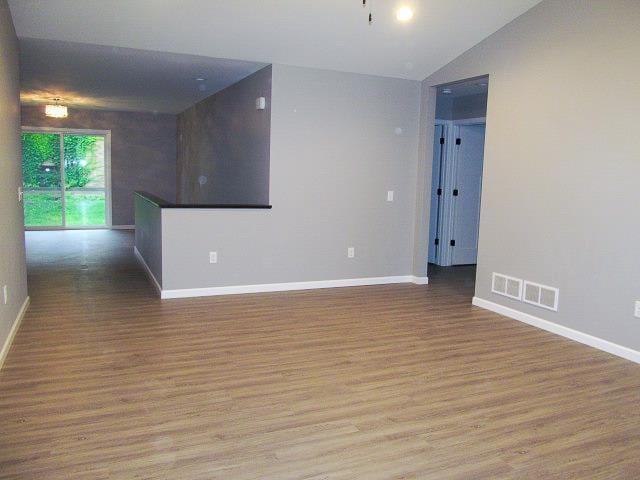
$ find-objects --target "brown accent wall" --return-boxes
[177,65,271,204]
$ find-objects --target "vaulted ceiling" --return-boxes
[10,0,542,81]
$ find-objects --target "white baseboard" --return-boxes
[472,296,640,364]
[411,276,429,285]
[0,296,30,371]
[161,275,429,299]
[112,225,135,230]
[133,247,162,295]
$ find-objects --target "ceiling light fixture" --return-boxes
[442,88,452,95]
[396,6,414,22]
[45,98,68,118]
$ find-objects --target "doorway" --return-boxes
[21,128,111,229]
[428,77,488,275]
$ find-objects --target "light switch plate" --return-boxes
[635,301,640,318]
[347,247,355,258]
[209,252,218,264]
[387,191,394,202]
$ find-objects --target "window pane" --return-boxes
[22,132,63,227]
[64,135,106,226]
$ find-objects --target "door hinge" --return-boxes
[437,188,442,196]
[434,238,439,246]
[452,188,459,196]
[450,239,456,246]
[439,137,445,145]
[456,138,461,145]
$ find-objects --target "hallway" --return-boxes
[1,231,639,479]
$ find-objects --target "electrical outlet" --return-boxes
[347,247,355,258]
[387,190,394,202]
[209,251,218,264]
[635,301,640,318]
[2,285,7,305]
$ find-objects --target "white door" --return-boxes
[451,124,485,265]
[428,124,445,264]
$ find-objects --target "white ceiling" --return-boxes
[9,0,542,82]
[19,38,266,114]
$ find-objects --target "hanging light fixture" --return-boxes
[45,98,68,118]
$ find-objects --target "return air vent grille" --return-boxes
[491,273,522,300]
[523,281,559,312]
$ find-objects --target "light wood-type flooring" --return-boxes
[1,230,639,479]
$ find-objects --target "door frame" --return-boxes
[429,117,485,266]
[21,126,112,230]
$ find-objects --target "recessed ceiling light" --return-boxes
[396,6,414,22]
[195,77,206,82]
[442,88,452,94]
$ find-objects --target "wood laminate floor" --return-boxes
[1,230,639,479]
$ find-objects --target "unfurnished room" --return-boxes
[0,1,639,479]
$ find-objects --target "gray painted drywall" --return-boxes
[20,107,177,226]
[453,93,487,120]
[436,93,487,120]
[177,65,272,205]
[162,64,420,290]
[0,0,28,355]
[420,0,640,350]
[435,95,453,120]
[134,195,163,285]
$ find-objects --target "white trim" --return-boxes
[105,131,112,227]
[410,276,429,285]
[133,246,162,295]
[160,275,429,300]
[111,225,135,230]
[24,226,111,231]
[472,297,640,364]
[0,296,30,371]
[23,126,111,136]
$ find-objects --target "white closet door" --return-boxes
[451,124,485,265]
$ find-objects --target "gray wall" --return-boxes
[177,65,272,205]
[453,93,487,120]
[435,95,453,120]
[0,0,28,357]
[436,93,487,120]
[134,194,163,285]
[21,107,177,226]
[162,64,420,290]
[420,0,640,350]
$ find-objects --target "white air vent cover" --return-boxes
[523,281,559,311]
[492,273,522,300]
